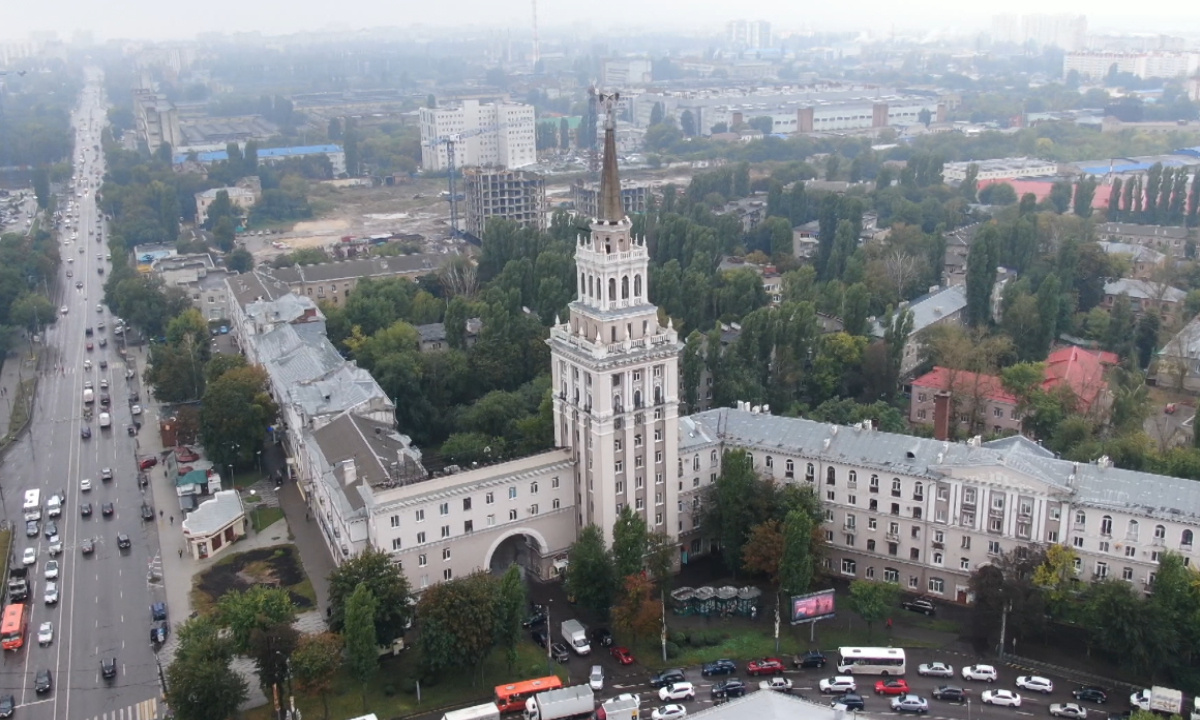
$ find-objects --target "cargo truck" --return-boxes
[1190,696,1200,720]
[595,694,639,720]
[1130,687,1183,715]
[524,685,594,720]
[560,619,591,656]
[442,704,501,720]
[7,567,28,603]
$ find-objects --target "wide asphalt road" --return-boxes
[1,70,165,720]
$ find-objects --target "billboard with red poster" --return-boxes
[790,588,836,625]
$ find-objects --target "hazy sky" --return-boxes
[2,0,1195,44]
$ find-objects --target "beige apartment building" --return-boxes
[262,254,445,305]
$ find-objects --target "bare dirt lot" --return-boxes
[192,544,317,612]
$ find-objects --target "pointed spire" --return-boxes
[598,92,625,223]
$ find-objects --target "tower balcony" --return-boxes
[550,324,679,360]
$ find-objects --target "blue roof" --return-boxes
[174,144,342,165]
[1174,146,1200,158]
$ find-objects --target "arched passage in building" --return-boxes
[485,527,551,579]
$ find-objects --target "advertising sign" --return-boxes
[790,588,836,625]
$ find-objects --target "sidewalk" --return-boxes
[261,440,337,613]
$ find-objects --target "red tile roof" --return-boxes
[977,178,1110,210]
[912,366,1017,404]
[1043,346,1110,410]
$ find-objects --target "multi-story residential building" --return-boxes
[871,285,969,377]
[1097,222,1191,260]
[1102,278,1187,323]
[419,100,536,171]
[153,253,235,322]
[992,13,1087,50]
[726,20,772,50]
[1097,242,1168,279]
[1064,51,1200,80]
[261,255,445,306]
[571,179,648,219]
[463,168,547,240]
[195,178,261,225]
[602,59,653,88]
[943,158,1059,182]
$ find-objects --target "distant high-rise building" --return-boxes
[602,58,653,88]
[419,100,537,172]
[726,20,772,50]
[991,13,1086,51]
[463,167,547,240]
[133,89,183,154]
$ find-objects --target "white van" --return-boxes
[23,489,42,521]
[47,494,63,518]
[99,412,111,428]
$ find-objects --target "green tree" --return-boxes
[1074,176,1097,217]
[344,584,379,712]
[566,524,615,616]
[198,365,278,469]
[846,580,900,640]
[227,247,254,273]
[611,571,662,647]
[204,189,235,231]
[649,102,665,126]
[165,616,248,720]
[612,505,649,581]
[493,565,526,672]
[291,632,343,720]
[8,292,56,332]
[415,572,498,679]
[701,450,762,574]
[247,622,299,697]
[779,509,816,598]
[680,109,696,137]
[213,215,235,253]
[215,585,296,652]
[1048,181,1073,213]
[1033,544,1081,621]
[32,165,50,209]
[960,163,979,202]
[327,547,414,645]
[966,225,999,326]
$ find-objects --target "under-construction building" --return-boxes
[571,179,648,218]
[463,168,547,240]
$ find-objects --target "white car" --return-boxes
[1016,676,1053,694]
[962,664,998,682]
[80,478,92,491]
[982,690,1022,707]
[44,560,58,580]
[651,705,687,720]
[22,547,37,565]
[44,581,59,605]
[131,404,142,415]
[658,683,695,702]
[48,536,62,556]
[60,305,68,315]
[1050,704,1088,719]
[96,303,102,313]
[820,677,858,694]
[760,677,793,693]
[589,666,604,691]
[918,662,954,677]
[37,622,53,646]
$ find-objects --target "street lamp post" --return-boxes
[257,450,262,476]
[545,599,553,673]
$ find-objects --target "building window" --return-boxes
[1095,561,1108,579]
[827,491,836,501]
[961,536,971,550]
[1100,515,1113,537]
[870,474,879,493]
[1074,511,1086,528]
[509,509,518,521]
[786,459,794,476]
[509,487,518,499]
[910,548,920,561]
[439,502,449,516]
[1073,536,1084,548]
[441,525,450,538]
[615,460,624,473]
[891,478,902,497]
[486,492,494,504]
[636,498,645,510]
[933,552,943,566]
[463,498,472,511]
[552,476,560,489]
[867,539,876,551]
[530,481,539,494]
[552,498,560,510]
[884,568,899,583]
[1125,545,1136,557]
[868,518,878,530]
[614,438,623,452]
[913,482,923,501]
[960,557,971,571]
[487,514,495,527]
[443,568,453,581]
[1122,567,1134,581]
[391,538,402,550]
[442,547,451,561]
[464,519,474,533]
[909,576,919,589]
[530,504,539,515]
[390,515,400,528]
[928,577,945,594]
[869,499,878,511]
[419,554,427,567]
[415,509,425,522]
[655,513,663,525]
[1184,530,1195,547]
[654,429,663,442]
[417,531,426,544]
[988,540,1001,555]
[1127,520,1139,541]
[841,558,857,576]
[826,467,836,485]
[805,464,815,482]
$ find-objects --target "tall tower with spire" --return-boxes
[549,93,683,549]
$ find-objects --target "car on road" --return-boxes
[550,642,570,663]
[0,694,14,718]
[702,659,737,676]
[151,603,168,621]
[81,538,94,554]
[901,597,936,616]
[75,281,83,289]
[96,303,102,313]
[99,337,107,347]
[650,705,686,720]
[875,679,910,696]
[99,378,108,390]
[102,502,114,517]
[140,503,154,520]
[891,695,930,714]
[1072,687,1108,704]
[611,646,635,665]
[820,677,858,694]
[44,560,58,580]
[81,502,92,517]
[150,621,168,645]
[1016,676,1054,694]
[81,425,92,439]
[760,677,793,693]
[38,622,53,646]
[982,690,1022,707]
[962,665,998,682]
[589,627,613,647]
[918,662,955,677]
[794,650,827,668]
[25,520,38,537]
[34,669,52,694]
[933,686,967,703]
[832,693,866,711]
[22,547,36,565]
[83,359,91,371]
[712,679,747,699]
[1051,704,1088,719]
[47,494,63,517]
[60,305,68,315]
[44,581,58,605]
[176,447,200,462]
[746,658,786,676]
[658,682,696,702]
[101,657,117,680]
[86,341,93,351]
[116,533,131,549]
[100,467,113,481]
[80,478,92,491]
[650,669,686,688]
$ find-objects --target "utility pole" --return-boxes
[997,601,1011,660]
[660,590,668,663]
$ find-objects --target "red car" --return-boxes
[610,646,635,665]
[746,658,785,676]
[175,447,200,462]
[875,679,910,696]
[138,457,158,470]
[86,342,93,351]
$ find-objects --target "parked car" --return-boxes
[702,659,737,677]
[746,658,786,676]
[81,502,92,517]
[918,662,955,677]
[138,457,158,470]
[550,643,570,663]
[962,665,998,682]
[901,597,936,616]
[530,628,548,647]
[25,520,38,537]
[820,677,858,694]
[982,690,1022,707]
[611,646,635,665]
[794,651,827,668]
[832,693,866,711]
[932,686,967,703]
[1072,688,1108,704]
[101,502,114,517]
[589,627,614,647]
[44,582,59,605]
[116,533,131,549]
[150,621,168,645]
[712,679,747,699]
[650,669,686,688]
[1051,704,1088,719]
[589,666,605,691]
[0,694,14,718]
[875,679,910,696]
[1016,676,1054,694]
[891,695,930,714]
[44,560,58,580]
[658,683,696,702]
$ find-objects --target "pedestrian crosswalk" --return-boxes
[81,697,161,720]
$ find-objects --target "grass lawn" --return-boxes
[190,544,315,616]
[243,643,561,720]
[232,471,261,489]
[0,529,10,589]
[251,506,285,532]
[5,376,36,440]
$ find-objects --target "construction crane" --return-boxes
[423,120,533,236]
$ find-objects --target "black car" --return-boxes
[588,627,613,647]
[81,426,92,439]
[835,693,866,711]
[116,533,131,549]
[702,659,738,676]
[99,393,110,406]
[522,611,546,628]
[650,668,687,688]
[81,502,92,517]
[550,642,570,663]
[150,621,168,645]
[712,679,747,699]
[901,597,936,616]
[932,686,967,703]
[34,669,52,693]
[44,522,57,539]
[0,694,13,718]
[151,602,168,621]
[85,327,93,336]
[530,628,548,647]
[1072,687,1108,704]
[102,503,114,517]
[794,650,827,668]
[101,657,117,680]
[140,504,154,521]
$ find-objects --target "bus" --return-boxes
[1,604,28,651]
[22,489,41,521]
[494,676,563,713]
[836,646,907,675]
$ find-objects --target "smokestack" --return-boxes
[933,391,952,441]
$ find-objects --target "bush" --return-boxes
[403,678,419,695]
[669,631,688,645]
[383,683,397,697]
[665,641,681,659]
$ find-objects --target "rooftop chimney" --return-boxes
[933,391,952,441]
[341,458,357,486]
